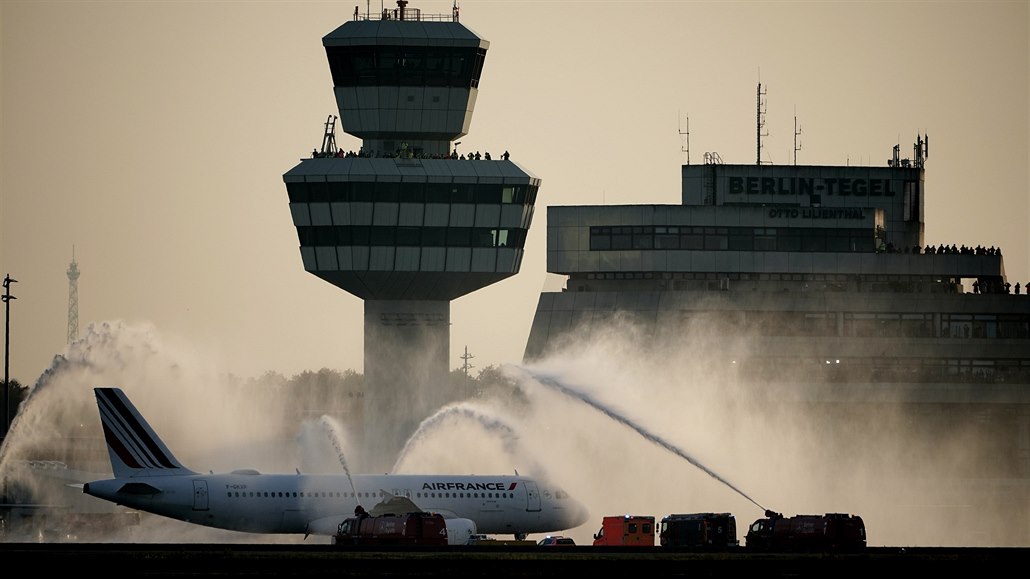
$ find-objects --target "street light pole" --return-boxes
[2,274,17,440]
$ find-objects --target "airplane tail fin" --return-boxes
[94,387,196,478]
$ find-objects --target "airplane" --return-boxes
[81,387,589,543]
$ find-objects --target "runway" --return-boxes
[1,543,1025,577]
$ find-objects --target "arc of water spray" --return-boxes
[392,403,545,477]
[512,365,766,512]
[319,416,358,496]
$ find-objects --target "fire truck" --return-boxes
[745,510,866,551]
[658,512,738,548]
[333,510,449,546]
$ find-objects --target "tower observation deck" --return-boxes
[283,2,540,471]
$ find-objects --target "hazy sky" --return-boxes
[2,0,1027,387]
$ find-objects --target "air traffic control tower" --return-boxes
[283,2,539,471]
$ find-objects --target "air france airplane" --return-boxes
[82,387,589,543]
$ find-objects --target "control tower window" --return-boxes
[309,181,329,202]
[477,185,501,204]
[286,182,310,203]
[424,52,446,86]
[427,183,451,203]
[370,227,395,245]
[352,182,374,202]
[396,227,420,246]
[447,227,471,246]
[328,181,350,202]
[313,226,339,246]
[350,226,370,245]
[327,46,486,89]
[472,229,494,247]
[375,182,400,202]
[398,49,424,85]
[422,228,446,246]
[377,49,399,84]
[502,186,523,204]
[451,184,475,204]
[399,183,425,203]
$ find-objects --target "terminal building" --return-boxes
[283,1,539,471]
[524,136,1030,545]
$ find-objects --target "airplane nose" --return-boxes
[565,497,590,529]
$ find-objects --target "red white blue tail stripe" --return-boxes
[95,387,194,477]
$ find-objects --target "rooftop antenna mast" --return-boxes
[320,115,338,156]
[679,112,690,165]
[756,81,768,165]
[914,132,929,168]
[793,107,802,166]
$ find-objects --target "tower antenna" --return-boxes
[756,81,768,165]
[320,115,338,156]
[793,106,802,166]
[679,112,690,165]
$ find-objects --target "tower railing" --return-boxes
[352,5,460,22]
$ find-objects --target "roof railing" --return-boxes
[352,1,460,22]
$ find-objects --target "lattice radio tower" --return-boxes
[67,246,80,344]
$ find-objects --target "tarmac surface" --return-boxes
[2,543,1028,577]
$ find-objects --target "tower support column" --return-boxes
[361,299,450,472]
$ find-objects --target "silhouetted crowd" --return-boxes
[882,243,1002,256]
[878,243,1023,295]
[311,147,510,161]
[972,279,1026,295]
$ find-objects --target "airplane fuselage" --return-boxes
[84,472,585,537]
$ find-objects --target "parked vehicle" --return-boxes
[537,535,576,546]
[592,515,655,546]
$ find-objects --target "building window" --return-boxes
[632,226,654,249]
[611,227,632,250]
[703,227,728,250]
[589,227,611,250]
[655,226,679,249]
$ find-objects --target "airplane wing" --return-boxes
[305,516,347,536]
[368,492,424,517]
[304,492,429,537]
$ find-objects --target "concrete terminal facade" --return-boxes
[525,138,1030,545]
